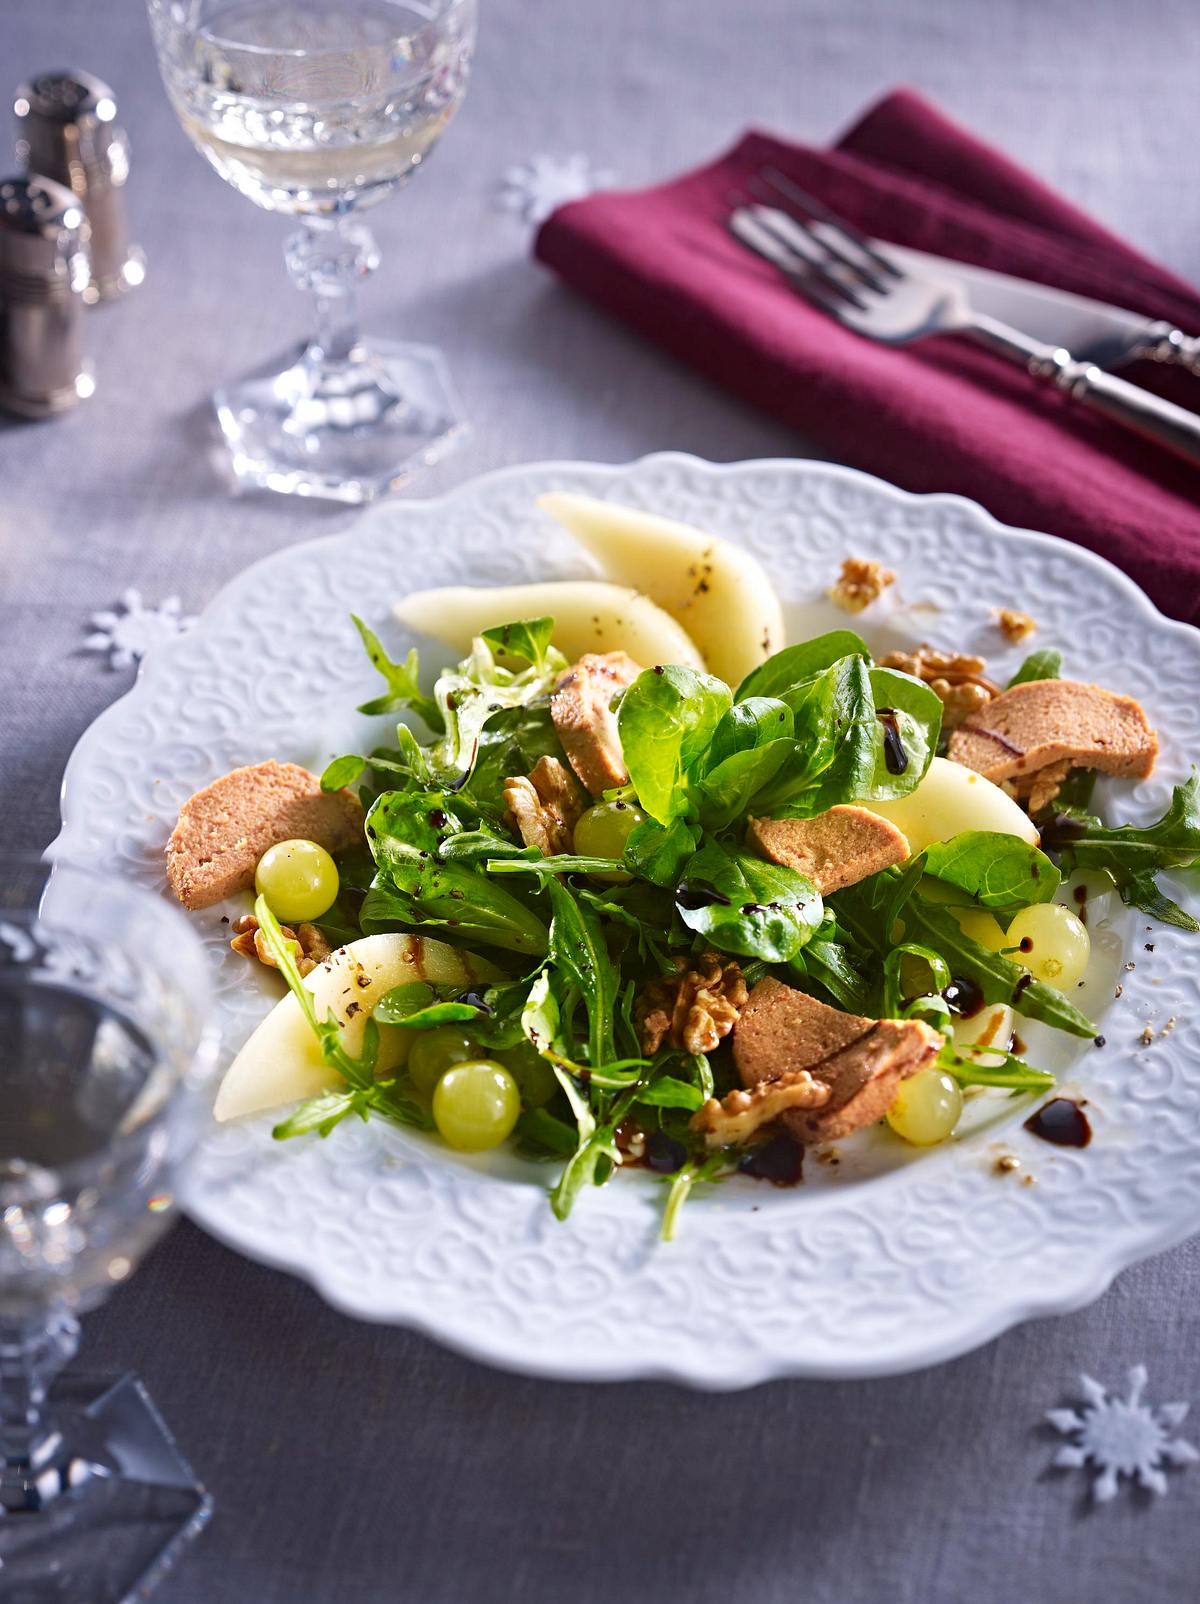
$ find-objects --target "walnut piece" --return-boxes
[230,913,331,978]
[635,952,749,1056]
[830,557,896,614]
[995,607,1036,643]
[502,755,586,855]
[879,643,1000,731]
[691,1069,830,1148]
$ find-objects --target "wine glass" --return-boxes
[146,0,478,503]
[0,856,218,1604]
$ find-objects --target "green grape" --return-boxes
[1006,903,1090,991]
[573,800,646,882]
[254,838,339,924]
[499,1039,559,1108]
[886,1067,963,1146]
[407,1027,477,1099]
[433,1061,521,1152]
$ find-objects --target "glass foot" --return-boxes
[0,1372,211,1603]
[214,337,468,503]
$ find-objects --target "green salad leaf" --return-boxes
[1053,770,1200,931]
[735,630,869,700]
[1007,649,1062,688]
[352,615,443,730]
[675,838,823,962]
[617,665,732,825]
[922,831,1060,910]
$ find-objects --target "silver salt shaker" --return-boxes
[15,70,144,302]
[0,173,94,418]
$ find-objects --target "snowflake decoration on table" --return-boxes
[495,152,616,226]
[83,589,196,670]
[1047,1365,1199,1501]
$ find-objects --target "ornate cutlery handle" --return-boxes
[1136,321,1200,377]
[968,317,1200,469]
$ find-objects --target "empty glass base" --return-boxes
[214,337,468,503]
[0,1372,211,1603]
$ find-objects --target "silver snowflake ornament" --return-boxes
[1047,1365,1199,1501]
[84,589,196,670]
[495,152,615,226]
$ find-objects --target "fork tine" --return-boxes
[759,167,901,279]
[726,210,865,313]
[728,199,869,307]
[748,204,884,301]
[747,187,891,294]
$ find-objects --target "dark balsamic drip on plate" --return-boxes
[739,1133,805,1186]
[875,709,909,775]
[1072,883,1088,926]
[1024,1097,1091,1148]
[1012,973,1034,1004]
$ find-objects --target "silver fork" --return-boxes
[728,172,1200,470]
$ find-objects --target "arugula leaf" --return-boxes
[923,831,1060,910]
[373,981,486,1029]
[544,878,619,1068]
[480,616,554,669]
[550,1090,636,1221]
[937,1043,1055,1092]
[675,838,823,962]
[1008,649,1062,688]
[353,615,443,729]
[617,665,732,825]
[634,1076,706,1111]
[1055,771,1200,932]
[272,1089,368,1140]
[362,857,549,956]
[660,1149,732,1242]
[515,1106,579,1157]
[830,872,1094,1037]
[787,932,874,1014]
[458,705,563,821]
[897,887,1094,1037]
[735,631,869,701]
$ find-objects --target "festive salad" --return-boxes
[167,494,1200,1237]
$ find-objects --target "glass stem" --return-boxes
[0,1310,78,1507]
[284,215,381,368]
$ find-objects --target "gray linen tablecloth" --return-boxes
[3,2,1200,1599]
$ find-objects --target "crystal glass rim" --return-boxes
[0,851,221,1191]
[148,0,476,61]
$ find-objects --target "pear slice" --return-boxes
[214,933,500,1123]
[393,580,704,671]
[537,492,786,687]
[866,756,1039,854]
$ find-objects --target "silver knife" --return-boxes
[878,244,1200,377]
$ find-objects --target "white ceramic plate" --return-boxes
[55,454,1200,1387]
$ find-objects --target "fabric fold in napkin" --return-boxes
[534,90,1200,624]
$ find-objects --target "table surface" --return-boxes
[4,2,1200,1600]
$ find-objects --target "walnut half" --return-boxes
[879,643,1000,732]
[503,756,586,856]
[830,557,896,614]
[230,914,331,978]
[635,952,749,1056]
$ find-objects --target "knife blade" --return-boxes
[874,243,1196,375]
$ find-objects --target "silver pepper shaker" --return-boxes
[0,173,93,417]
[14,70,144,303]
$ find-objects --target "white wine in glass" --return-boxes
[147,0,478,502]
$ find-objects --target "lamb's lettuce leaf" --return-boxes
[922,831,1060,910]
[617,665,732,825]
[674,838,823,962]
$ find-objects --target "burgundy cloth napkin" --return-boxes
[534,90,1200,623]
